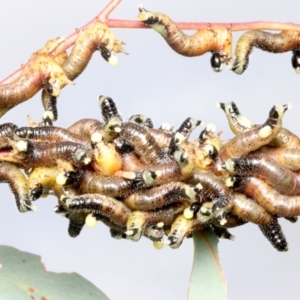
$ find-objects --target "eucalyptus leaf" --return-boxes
[0,245,109,300]
[188,230,227,300]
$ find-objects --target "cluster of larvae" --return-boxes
[0,94,298,252]
[138,6,300,74]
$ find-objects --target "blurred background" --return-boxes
[0,1,299,299]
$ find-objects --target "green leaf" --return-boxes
[188,229,227,300]
[0,245,109,300]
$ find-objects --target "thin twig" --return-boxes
[107,19,300,31]
[0,0,121,85]
[2,0,300,85]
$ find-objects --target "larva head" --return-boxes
[144,224,164,242]
[73,148,92,165]
[142,170,157,186]
[29,184,44,201]
[137,6,168,38]
[129,114,154,128]
[265,103,291,129]
[18,195,36,213]
[110,228,127,240]
[225,175,244,190]
[210,53,222,72]
[291,52,300,74]
[178,117,203,137]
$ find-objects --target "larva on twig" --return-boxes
[0,38,72,118]
[137,7,232,72]
[62,21,127,81]
[231,30,300,74]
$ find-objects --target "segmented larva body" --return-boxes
[129,114,154,129]
[228,176,300,217]
[0,162,32,212]
[231,192,272,225]
[67,119,104,139]
[189,169,233,216]
[0,123,18,137]
[166,215,203,249]
[259,147,300,171]
[126,203,185,241]
[218,102,300,149]
[147,127,172,149]
[258,217,288,252]
[68,193,131,227]
[62,21,126,80]
[218,104,289,163]
[14,126,91,150]
[137,7,232,70]
[224,155,300,195]
[98,95,122,123]
[121,122,167,165]
[123,182,197,211]
[28,164,75,200]
[0,53,71,117]
[12,140,92,169]
[217,102,254,135]
[77,169,155,198]
[68,211,88,238]
[120,151,184,185]
[232,30,300,74]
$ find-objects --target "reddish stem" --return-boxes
[2,0,300,85]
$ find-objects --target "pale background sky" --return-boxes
[0,1,299,300]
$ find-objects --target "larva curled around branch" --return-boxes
[62,20,127,81]
[0,38,72,118]
[231,30,300,74]
[137,7,232,72]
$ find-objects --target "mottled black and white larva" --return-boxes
[0,162,33,212]
[224,154,300,195]
[137,7,232,71]
[120,122,167,165]
[62,21,126,81]
[189,169,233,219]
[232,30,300,74]
[76,169,156,198]
[14,126,91,149]
[68,193,132,228]
[123,182,198,211]
[12,140,92,169]
[258,217,288,252]
[218,104,290,163]
[98,95,122,123]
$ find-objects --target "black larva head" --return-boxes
[100,46,111,62]
[30,185,43,201]
[43,81,53,94]
[210,53,222,72]
[291,52,300,72]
